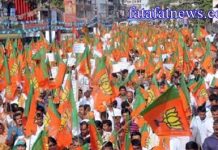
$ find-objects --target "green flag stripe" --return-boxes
[48,98,61,119]
[192,78,204,93]
[180,74,190,104]
[141,86,179,115]
[133,88,146,109]
[24,84,34,116]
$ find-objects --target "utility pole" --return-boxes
[48,0,52,44]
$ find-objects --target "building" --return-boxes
[76,0,95,21]
[124,0,149,9]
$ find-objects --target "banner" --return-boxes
[64,0,76,24]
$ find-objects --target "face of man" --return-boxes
[80,124,89,137]
[122,112,130,121]
[79,106,85,118]
[210,100,218,106]
[127,92,133,103]
[84,91,91,98]
[36,116,43,127]
[132,135,141,141]
[103,124,111,132]
[113,116,121,124]
[48,141,57,150]
[201,70,207,77]
[132,146,142,150]
[119,88,126,96]
[97,126,103,136]
[0,124,4,135]
[15,114,23,127]
[17,87,22,95]
[17,145,26,150]
[103,147,113,150]
[212,110,218,121]
[198,112,206,121]
[214,123,218,137]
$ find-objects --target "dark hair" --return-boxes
[185,141,198,150]
[121,101,130,109]
[211,105,218,112]
[80,121,89,127]
[102,141,113,150]
[100,111,109,120]
[11,103,18,113]
[119,86,126,91]
[112,100,117,108]
[214,119,218,125]
[112,73,118,78]
[95,120,103,129]
[121,108,130,115]
[122,69,128,74]
[197,105,206,113]
[79,105,84,108]
[131,132,141,139]
[84,104,91,111]
[72,136,84,145]
[102,120,112,127]
[48,136,57,145]
[209,94,218,102]
[36,105,45,114]
[17,107,24,113]
[13,112,22,121]
[131,139,141,147]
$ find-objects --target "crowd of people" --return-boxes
[0,22,218,150]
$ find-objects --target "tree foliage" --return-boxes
[26,0,64,10]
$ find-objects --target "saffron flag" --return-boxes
[92,57,114,110]
[191,78,208,106]
[141,86,191,136]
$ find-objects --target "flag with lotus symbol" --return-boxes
[91,56,114,111]
[141,86,191,136]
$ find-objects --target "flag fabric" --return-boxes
[179,74,191,116]
[141,86,191,136]
[24,84,34,117]
[201,41,214,74]
[44,98,61,138]
[89,118,103,150]
[92,57,114,110]
[210,77,218,87]
[77,46,91,77]
[25,89,40,136]
[191,78,208,106]
[56,73,73,147]
[32,130,48,150]
[131,88,147,117]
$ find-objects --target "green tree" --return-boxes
[26,0,64,10]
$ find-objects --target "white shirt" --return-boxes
[14,125,44,150]
[11,93,27,108]
[144,126,159,150]
[204,73,214,89]
[190,116,214,146]
[107,108,121,130]
[170,136,190,150]
[102,131,111,142]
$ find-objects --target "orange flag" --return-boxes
[141,86,191,136]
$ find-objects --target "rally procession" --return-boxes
[0,21,218,150]
[1,1,218,150]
